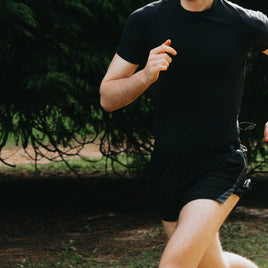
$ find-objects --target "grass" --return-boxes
[0,147,266,177]
[0,156,130,176]
[1,141,267,176]
[221,222,268,267]
[14,222,267,268]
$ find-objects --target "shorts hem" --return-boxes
[160,195,234,222]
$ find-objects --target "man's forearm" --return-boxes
[100,40,177,112]
[100,69,152,112]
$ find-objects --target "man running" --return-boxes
[100,0,268,267]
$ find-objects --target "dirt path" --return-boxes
[0,205,267,267]
[0,143,102,166]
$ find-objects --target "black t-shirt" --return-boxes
[117,0,268,199]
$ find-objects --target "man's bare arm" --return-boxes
[264,122,268,141]
[262,50,268,141]
[100,39,177,112]
[100,55,150,112]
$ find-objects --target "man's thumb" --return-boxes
[163,39,171,46]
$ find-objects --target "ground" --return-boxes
[0,146,267,267]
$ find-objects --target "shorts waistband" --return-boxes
[189,140,241,162]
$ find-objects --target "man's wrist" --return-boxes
[138,69,153,88]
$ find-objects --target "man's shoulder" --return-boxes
[222,0,267,27]
[129,0,166,21]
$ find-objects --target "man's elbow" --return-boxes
[99,84,114,112]
[100,97,114,113]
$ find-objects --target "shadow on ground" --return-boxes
[0,173,267,213]
[0,173,267,267]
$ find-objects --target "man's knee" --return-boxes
[223,252,259,268]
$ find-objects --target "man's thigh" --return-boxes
[161,224,227,267]
[159,194,239,268]
[161,226,227,268]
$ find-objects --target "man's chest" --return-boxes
[146,15,249,72]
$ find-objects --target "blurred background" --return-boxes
[0,0,267,267]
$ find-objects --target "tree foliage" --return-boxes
[0,0,267,173]
[234,1,268,173]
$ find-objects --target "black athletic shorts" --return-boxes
[153,143,251,222]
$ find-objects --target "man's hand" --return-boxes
[264,122,268,141]
[142,39,177,84]
[263,49,268,55]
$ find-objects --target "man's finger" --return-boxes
[152,59,170,67]
[150,53,172,63]
[157,65,168,71]
[163,39,172,46]
[151,40,177,56]
[153,45,177,56]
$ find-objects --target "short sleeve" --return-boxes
[116,10,148,65]
[249,11,268,52]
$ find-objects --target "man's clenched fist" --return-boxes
[142,39,177,84]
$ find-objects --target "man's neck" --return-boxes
[180,0,215,12]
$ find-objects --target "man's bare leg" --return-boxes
[159,194,258,268]
[198,233,258,268]
[162,223,258,267]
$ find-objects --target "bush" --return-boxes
[0,0,267,173]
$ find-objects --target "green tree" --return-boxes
[0,0,266,174]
